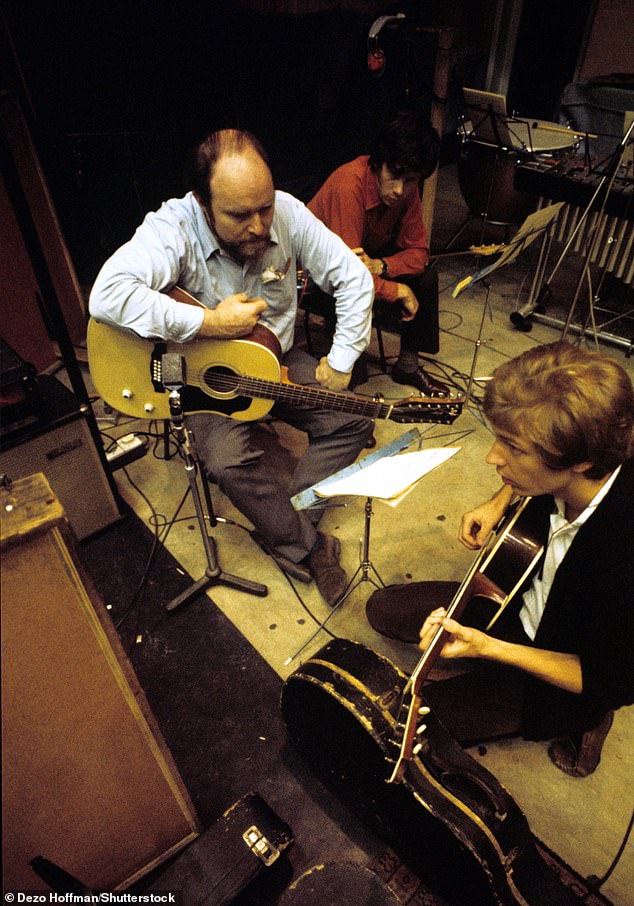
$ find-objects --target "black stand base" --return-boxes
[166,536,268,612]
[161,378,268,613]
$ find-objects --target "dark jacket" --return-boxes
[519,458,634,740]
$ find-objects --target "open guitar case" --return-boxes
[281,638,584,906]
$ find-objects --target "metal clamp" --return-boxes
[242,825,280,867]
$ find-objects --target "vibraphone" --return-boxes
[515,160,634,285]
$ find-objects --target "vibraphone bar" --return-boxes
[512,160,634,350]
[515,161,634,285]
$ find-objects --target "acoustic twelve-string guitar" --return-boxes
[87,296,463,426]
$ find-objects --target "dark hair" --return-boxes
[483,342,634,478]
[189,129,270,207]
[368,110,440,180]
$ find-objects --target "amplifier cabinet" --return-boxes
[0,375,120,540]
[1,473,201,892]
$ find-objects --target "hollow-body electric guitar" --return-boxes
[388,496,544,784]
[88,291,464,425]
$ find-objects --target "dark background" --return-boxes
[1,0,599,286]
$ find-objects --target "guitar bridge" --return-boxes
[150,343,167,393]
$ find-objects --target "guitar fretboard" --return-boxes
[214,373,392,419]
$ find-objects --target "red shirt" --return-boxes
[308,155,429,303]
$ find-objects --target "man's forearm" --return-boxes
[482,636,583,694]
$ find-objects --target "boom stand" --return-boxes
[163,357,267,612]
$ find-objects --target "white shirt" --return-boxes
[89,190,373,373]
[519,466,622,640]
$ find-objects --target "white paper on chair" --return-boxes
[313,447,460,504]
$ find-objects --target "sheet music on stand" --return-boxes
[291,428,421,511]
[312,447,460,507]
[452,202,565,298]
[462,87,513,147]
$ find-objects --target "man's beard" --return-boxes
[206,208,270,262]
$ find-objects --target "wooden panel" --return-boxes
[421,27,454,243]
[579,0,634,81]
[1,474,200,891]
[0,91,87,350]
[0,173,58,372]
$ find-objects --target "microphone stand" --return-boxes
[161,354,268,613]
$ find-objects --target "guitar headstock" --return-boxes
[389,395,465,425]
[469,242,504,256]
[387,692,432,784]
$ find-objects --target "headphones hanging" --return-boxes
[367,13,406,79]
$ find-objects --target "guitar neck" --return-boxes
[235,373,394,420]
[409,542,492,693]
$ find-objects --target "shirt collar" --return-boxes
[553,464,621,528]
[363,156,383,211]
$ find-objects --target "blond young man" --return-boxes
[368,342,634,776]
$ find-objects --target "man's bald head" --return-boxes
[190,129,271,208]
[191,130,275,262]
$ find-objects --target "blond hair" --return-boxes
[483,342,634,478]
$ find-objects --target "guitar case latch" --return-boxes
[243,824,281,866]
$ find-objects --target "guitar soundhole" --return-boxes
[203,365,240,398]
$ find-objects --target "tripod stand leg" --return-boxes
[163,399,268,612]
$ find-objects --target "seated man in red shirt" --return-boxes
[309,110,449,397]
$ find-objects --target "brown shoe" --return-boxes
[548,711,615,777]
[391,365,451,398]
[307,532,348,607]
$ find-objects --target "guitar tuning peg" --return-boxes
[416,724,427,735]
[418,706,431,715]
[413,743,423,755]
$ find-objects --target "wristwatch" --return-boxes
[379,258,388,277]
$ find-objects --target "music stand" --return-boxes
[160,354,268,612]
[452,203,564,408]
[462,88,514,148]
[449,89,528,250]
[285,436,460,665]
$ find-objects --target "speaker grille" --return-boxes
[0,411,120,539]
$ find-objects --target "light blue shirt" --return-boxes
[89,190,374,373]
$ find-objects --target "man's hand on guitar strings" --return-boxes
[198,292,267,338]
[419,608,489,660]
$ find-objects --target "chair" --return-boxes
[299,285,395,384]
[299,269,440,379]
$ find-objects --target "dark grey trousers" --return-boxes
[187,346,374,563]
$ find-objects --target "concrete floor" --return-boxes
[88,165,634,904]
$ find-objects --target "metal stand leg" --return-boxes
[464,281,493,412]
[337,497,385,602]
[285,496,384,666]
[163,384,267,613]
